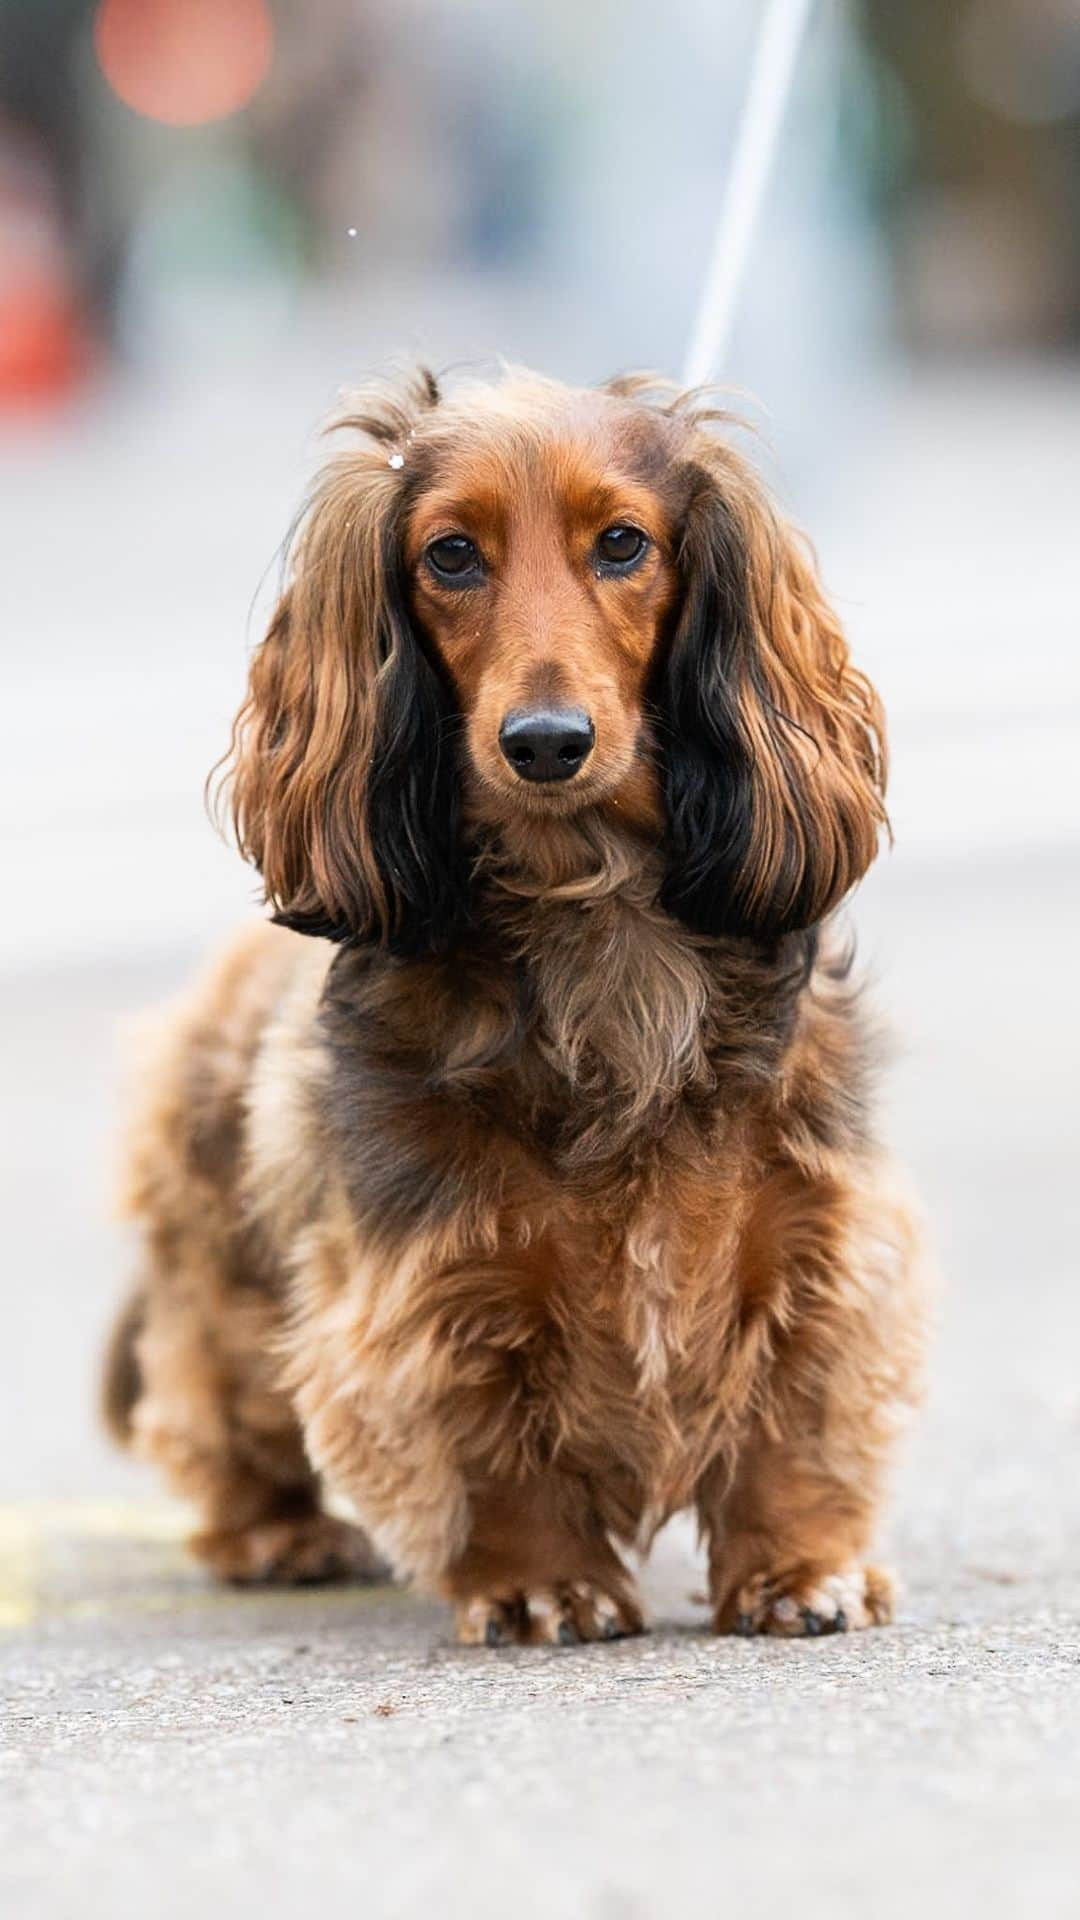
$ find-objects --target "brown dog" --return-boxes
[103,366,924,1644]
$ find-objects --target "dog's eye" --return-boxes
[596,525,648,571]
[426,535,482,582]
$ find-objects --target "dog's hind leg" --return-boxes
[109,1252,387,1586]
[106,924,386,1587]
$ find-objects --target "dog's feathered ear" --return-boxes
[219,372,469,955]
[656,458,887,940]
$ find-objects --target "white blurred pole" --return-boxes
[682,0,816,387]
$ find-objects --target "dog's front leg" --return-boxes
[440,1474,645,1647]
[695,1163,925,1639]
[302,1385,645,1646]
[291,1243,645,1646]
[698,1175,924,1638]
[698,1428,897,1638]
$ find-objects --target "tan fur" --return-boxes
[106,367,925,1638]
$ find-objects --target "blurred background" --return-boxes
[1,0,1078,1511]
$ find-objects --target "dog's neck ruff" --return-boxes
[464,811,814,1166]
[317,806,829,1276]
[482,818,709,1129]
[319,810,818,1219]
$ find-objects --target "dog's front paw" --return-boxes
[455,1578,645,1648]
[715,1564,894,1637]
[191,1512,391,1587]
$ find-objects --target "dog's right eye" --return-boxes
[426,535,482,582]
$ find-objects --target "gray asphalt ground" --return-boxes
[3,361,1080,1917]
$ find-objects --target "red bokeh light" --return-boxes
[94,0,274,128]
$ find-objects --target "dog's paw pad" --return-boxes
[716,1564,893,1638]
[455,1578,644,1648]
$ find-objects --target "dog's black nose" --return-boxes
[498,708,595,783]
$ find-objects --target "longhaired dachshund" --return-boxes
[103,366,925,1645]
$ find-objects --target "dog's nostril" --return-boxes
[499,707,595,784]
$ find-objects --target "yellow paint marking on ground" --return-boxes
[0,1500,190,1631]
[0,1501,408,1632]
[0,1508,38,1629]
[52,1581,406,1623]
[0,1499,192,1540]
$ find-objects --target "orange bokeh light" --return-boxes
[94,0,273,128]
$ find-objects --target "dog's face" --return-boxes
[225,368,887,954]
[404,390,680,829]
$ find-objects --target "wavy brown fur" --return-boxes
[108,366,924,1639]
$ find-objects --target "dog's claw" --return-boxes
[456,1578,645,1648]
[716,1564,894,1637]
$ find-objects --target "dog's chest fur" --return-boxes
[314,869,830,1518]
[323,866,812,1202]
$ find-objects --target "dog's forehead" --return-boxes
[407,379,682,539]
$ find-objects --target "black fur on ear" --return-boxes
[224,372,473,959]
[272,524,471,957]
[651,470,768,940]
[351,525,471,957]
[652,457,887,941]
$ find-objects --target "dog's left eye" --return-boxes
[595,525,648,571]
[426,535,482,582]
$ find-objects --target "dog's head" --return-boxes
[224,367,886,953]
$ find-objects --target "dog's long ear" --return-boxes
[656,458,887,940]
[220,375,469,955]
